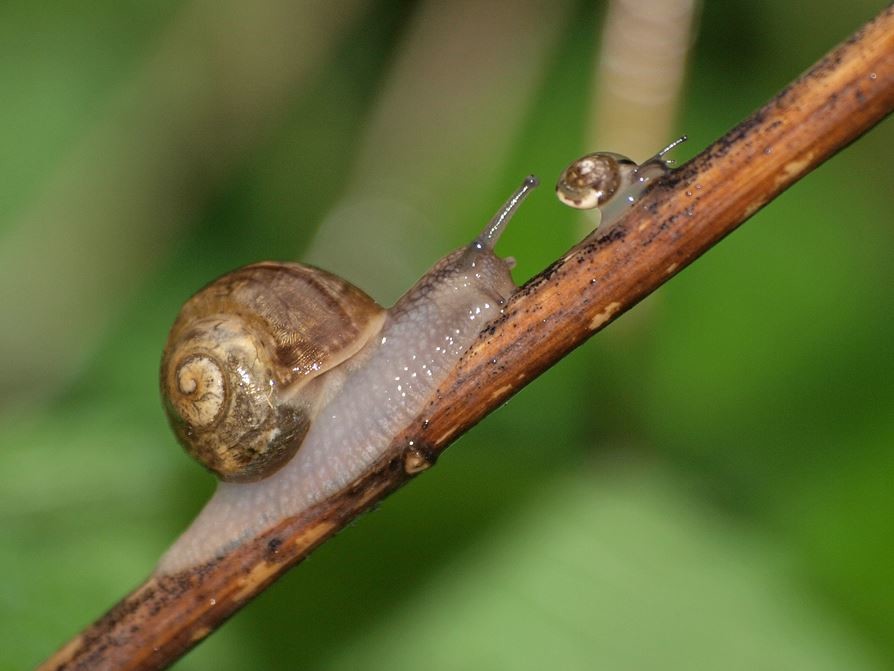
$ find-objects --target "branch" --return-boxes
[41,7,894,670]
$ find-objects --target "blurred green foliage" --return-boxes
[1,1,892,669]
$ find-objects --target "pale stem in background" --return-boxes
[592,0,698,158]
[0,0,367,407]
[305,0,572,304]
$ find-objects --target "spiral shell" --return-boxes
[161,262,385,482]
[555,152,638,210]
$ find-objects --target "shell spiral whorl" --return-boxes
[172,353,226,428]
[162,314,307,483]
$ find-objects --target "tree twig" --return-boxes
[40,6,894,670]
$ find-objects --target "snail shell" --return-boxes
[555,152,639,210]
[161,262,385,482]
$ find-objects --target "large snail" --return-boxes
[158,176,538,571]
[556,136,686,227]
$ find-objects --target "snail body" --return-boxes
[158,176,538,572]
[556,136,686,228]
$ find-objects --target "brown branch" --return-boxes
[41,7,894,670]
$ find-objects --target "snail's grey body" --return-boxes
[158,205,521,573]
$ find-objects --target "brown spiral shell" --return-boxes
[161,262,385,482]
[555,152,638,210]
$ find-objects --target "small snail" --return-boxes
[556,136,686,227]
[158,176,538,571]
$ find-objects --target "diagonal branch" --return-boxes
[41,6,894,670]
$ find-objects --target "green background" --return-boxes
[1,1,892,669]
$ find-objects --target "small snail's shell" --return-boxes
[555,152,639,210]
[161,262,385,482]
